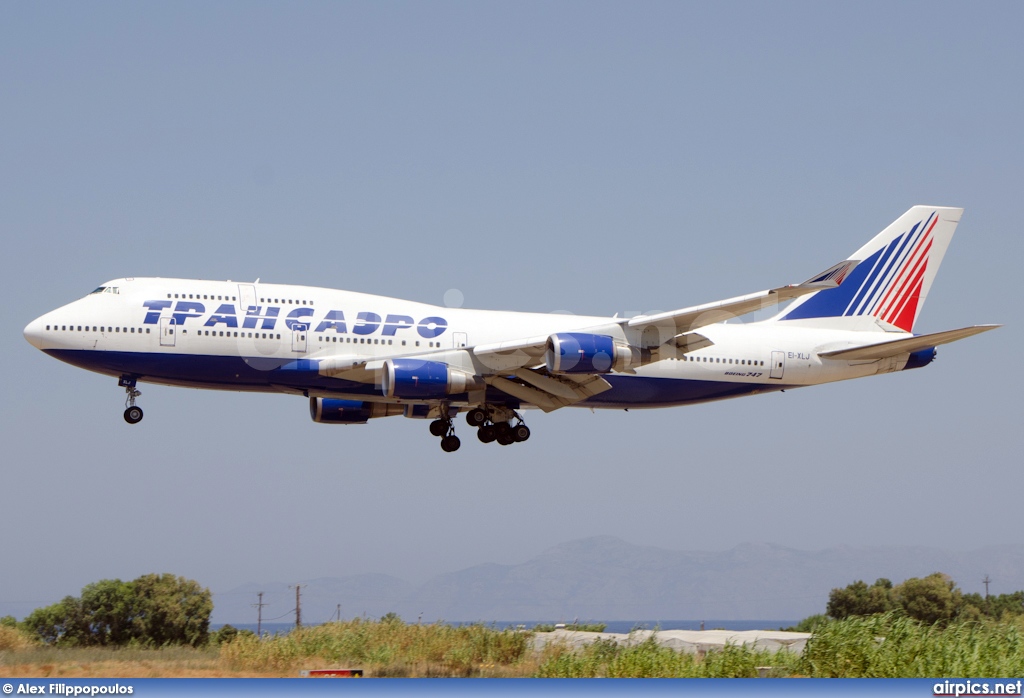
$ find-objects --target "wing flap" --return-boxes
[819,325,1000,361]
[486,370,612,412]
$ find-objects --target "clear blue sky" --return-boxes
[1,1,1020,619]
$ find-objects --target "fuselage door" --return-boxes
[770,351,785,379]
[292,324,308,353]
[238,284,257,314]
[453,332,468,348]
[159,317,176,347]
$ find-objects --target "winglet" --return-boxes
[797,260,859,290]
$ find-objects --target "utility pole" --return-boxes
[252,591,268,638]
[336,604,342,623]
[290,584,306,629]
[983,575,992,600]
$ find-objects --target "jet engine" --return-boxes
[545,333,644,374]
[902,347,937,371]
[381,358,481,399]
[309,397,402,424]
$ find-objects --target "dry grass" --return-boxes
[0,646,279,678]
[220,619,536,677]
[0,627,37,653]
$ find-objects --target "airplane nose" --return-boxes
[24,317,45,349]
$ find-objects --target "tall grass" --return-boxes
[0,645,229,678]
[0,626,37,652]
[7,614,1024,678]
[799,613,1024,677]
[535,635,802,678]
[220,618,533,677]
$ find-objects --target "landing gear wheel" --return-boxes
[124,406,144,424]
[512,424,531,442]
[429,419,448,437]
[440,435,461,452]
[477,425,497,443]
[494,422,511,438]
[496,431,515,446]
[466,408,487,427]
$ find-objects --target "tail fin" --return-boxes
[776,206,963,332]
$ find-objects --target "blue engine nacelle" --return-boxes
[309,397,403,424]
[545,333,642,374]
[381,359,481,399]
[902,347,937,371]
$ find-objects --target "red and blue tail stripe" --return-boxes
[781,212,938,331]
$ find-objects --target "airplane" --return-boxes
[23,205,998,452]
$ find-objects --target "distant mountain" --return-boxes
[212,537,1024,625]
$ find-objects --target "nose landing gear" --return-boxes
[120,375,144,424]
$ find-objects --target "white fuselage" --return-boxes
[24,277,917,411]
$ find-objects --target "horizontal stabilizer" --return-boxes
[819,325,1000,361]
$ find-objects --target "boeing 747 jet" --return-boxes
[24,206,998,451]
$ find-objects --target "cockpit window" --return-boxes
[90,287,106,294]
[89,286,119,295]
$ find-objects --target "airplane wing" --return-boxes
[469,259,857,372]
[818,325,1000,361]
[626,259,858,334]
[311,259,860,406]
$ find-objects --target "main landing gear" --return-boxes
[119,375,144,424]
[466,406,530,446]
[429,412,461,453]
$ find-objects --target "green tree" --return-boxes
[826,579,894,619]
[131,573,212,647]
[0,616,17,628]
[961,590,1024,621]
[21,596,89,646]
[21,574,212,647]
[80,579,137,646]
[893,573,961,625]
